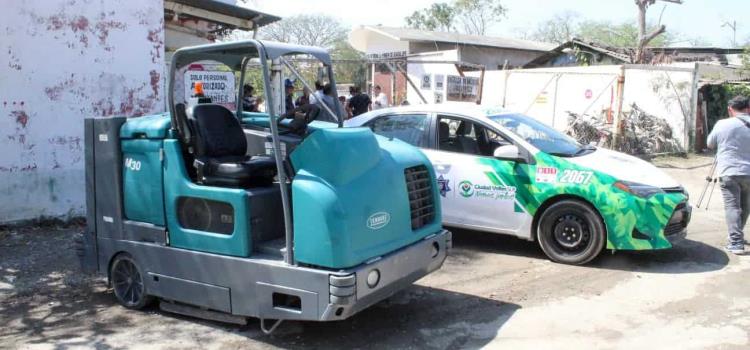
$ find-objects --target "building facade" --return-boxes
[0,0,277,224]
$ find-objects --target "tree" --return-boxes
[404,0,506,35]
[259,14,347,49]
[330,40,368,88]
[577,20,674,47]
[524,11,580,44]
[454,0,507,35]
[742,46,750,76]
[405,3,455,32]
[633,0,683,63]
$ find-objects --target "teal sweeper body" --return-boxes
[77,40,451,332]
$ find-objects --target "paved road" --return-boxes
[1,155,748,349]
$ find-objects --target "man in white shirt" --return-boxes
[310,81,324,105]
[372,85,389,110]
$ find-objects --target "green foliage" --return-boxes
[525,11,579,44]
[576,20,673,47]
[330,41,368,87]
[704,84,750,131]
[404,0,506,35]
[259,14,347,49]
[454,0,507,35]
[405,3,455,32]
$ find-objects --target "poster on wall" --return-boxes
[184,70,236,105]
[446,75,479,102]
[435,92,443,104]
[435,74,445,90]
[421,74,432,89]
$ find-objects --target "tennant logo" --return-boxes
[367,212,390,230]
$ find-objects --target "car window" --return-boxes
[489,113,587,157]
[438,116,491,156]
[438,115,512,157]
[366,114,430,147]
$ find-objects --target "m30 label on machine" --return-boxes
[124,158,142,172]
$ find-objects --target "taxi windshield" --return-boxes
[489,113,592,157]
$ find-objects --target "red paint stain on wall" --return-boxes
[147,24,164,64]
[7,48,22,71]
[94,17,127,46]
[35,12,126,49]
[149,70,160,97]
[71,16,89,32]
[11,111,29,128]
[44,77,77,101]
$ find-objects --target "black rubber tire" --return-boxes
[110,254,153,310]
[537,200,605,265]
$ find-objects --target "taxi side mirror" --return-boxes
[493,145,522,162]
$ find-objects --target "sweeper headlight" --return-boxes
[366,269,380,288]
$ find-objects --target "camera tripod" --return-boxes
[696,158,718,210]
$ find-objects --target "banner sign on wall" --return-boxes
[184,70,236,104]
[446,75,479,102]
[421,74,432,89]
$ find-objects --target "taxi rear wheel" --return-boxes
[537,200,605,265]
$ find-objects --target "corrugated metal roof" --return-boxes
[169,0,281,27]
[366,26,556,52]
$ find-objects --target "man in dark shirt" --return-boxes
[284,79,295,113]
[347,86,372,117]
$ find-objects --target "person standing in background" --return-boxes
[242,84,257,112]
[372,85,389,110]
[310,80,324,105]
[284,79,296,113]
[338,96,350,119]
[347,86,371,117]
[296,87,311,107]
[707,95,750,255]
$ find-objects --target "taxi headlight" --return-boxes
[614,180,664,198]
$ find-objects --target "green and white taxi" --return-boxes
[346,105,691,265]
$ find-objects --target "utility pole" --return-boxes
[722,20,737,48]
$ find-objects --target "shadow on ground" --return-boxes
[164,285,520,350]
[449,228,729,274]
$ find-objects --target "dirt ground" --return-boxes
[1,154,748,350]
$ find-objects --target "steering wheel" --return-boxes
[277,104,321,137]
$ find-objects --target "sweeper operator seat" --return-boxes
[186,103,276,188]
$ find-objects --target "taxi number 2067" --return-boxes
[559,170,593,184]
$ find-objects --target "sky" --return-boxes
[246,0,749,47]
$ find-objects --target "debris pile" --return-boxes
[619,104,682,155]
[565,110,611,146]
[566,104,682,155]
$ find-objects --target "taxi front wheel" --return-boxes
[537,200,605,265]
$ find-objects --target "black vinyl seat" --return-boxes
[187,104,276,188]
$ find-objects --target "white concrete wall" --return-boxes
[621,67,695,149]
[406,50,482,105]
[479,65,697,149]
[0,0,165,224]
